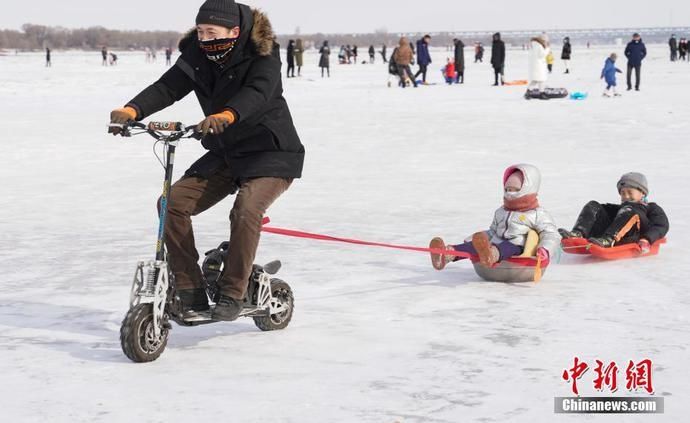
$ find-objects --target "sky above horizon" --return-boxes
[2,1,689,34]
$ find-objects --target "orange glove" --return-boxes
[197,110,236,135]
[109,106,138,135]
[110,106,137,124]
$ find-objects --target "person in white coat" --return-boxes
[430,164,560,270]
[526,34,550,98]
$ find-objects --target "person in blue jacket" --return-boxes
[414,35,432,84]
[624,33,646,91]
[601,53,623,97]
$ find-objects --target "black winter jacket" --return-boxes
[454,40,465,68]
[491,34,505,69]
[641,202,670,244]
[127,5,304,179]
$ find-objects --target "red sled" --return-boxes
[561,238,666,260]
[560,238,590,255]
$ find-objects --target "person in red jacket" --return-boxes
[443,58,456,85]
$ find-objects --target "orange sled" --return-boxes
[561,238,666,260]
[504,80,528,86]
[560,237,590,255]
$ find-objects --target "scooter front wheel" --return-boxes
[120,303,169,362]
[253,279,294,331]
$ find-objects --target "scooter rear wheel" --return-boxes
[253,279,294,331]
[120,303,169,362]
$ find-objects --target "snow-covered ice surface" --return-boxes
[1,45,689,422]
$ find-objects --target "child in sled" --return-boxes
[444,58,456,85]
[430,164,560,270]
[559,172,669,253]
[601,53,623,97]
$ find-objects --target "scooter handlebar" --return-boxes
[108,120,201,140]
[147,121,183,132]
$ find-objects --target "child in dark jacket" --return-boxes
[559,172,669,253]
[601,53,622,97]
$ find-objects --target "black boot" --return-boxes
[572,201,619,239]
[588,236,615,248]
[178,288,210,319]
[559,228,583,239]
[213,295,243,321]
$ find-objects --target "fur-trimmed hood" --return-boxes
[178,6,275,57]
[530,36,547,49]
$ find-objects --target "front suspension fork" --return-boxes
[130,260,170,337]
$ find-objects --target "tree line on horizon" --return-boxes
[0,24,182,51]
[1,23,686,52]
[0,24,539,52]
[2,24,450,51]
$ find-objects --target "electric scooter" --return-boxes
[109,121,294,363]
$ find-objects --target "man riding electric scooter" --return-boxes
[109,0,304,322]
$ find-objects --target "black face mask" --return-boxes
[199,37,238,63]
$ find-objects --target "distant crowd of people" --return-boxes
[38,29,670,98]
[308,30,649,99]
[101,46,118,66]
[668,34,689,62]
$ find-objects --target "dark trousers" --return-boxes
[161,169,291,299]
[451,240,523,262]
[286,62,295,77]
[573,201,649,244]
[493,65,504,85]
[397,64,416,87]
[454,65,464,83]
[627,63,641,89]
[415,64,428,82]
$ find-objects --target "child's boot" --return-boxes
[472,232,500,266]
[429,237,456,271]
[558,228,584,239]
[588,236,615,248]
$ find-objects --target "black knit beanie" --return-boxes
[196,0,240,28]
